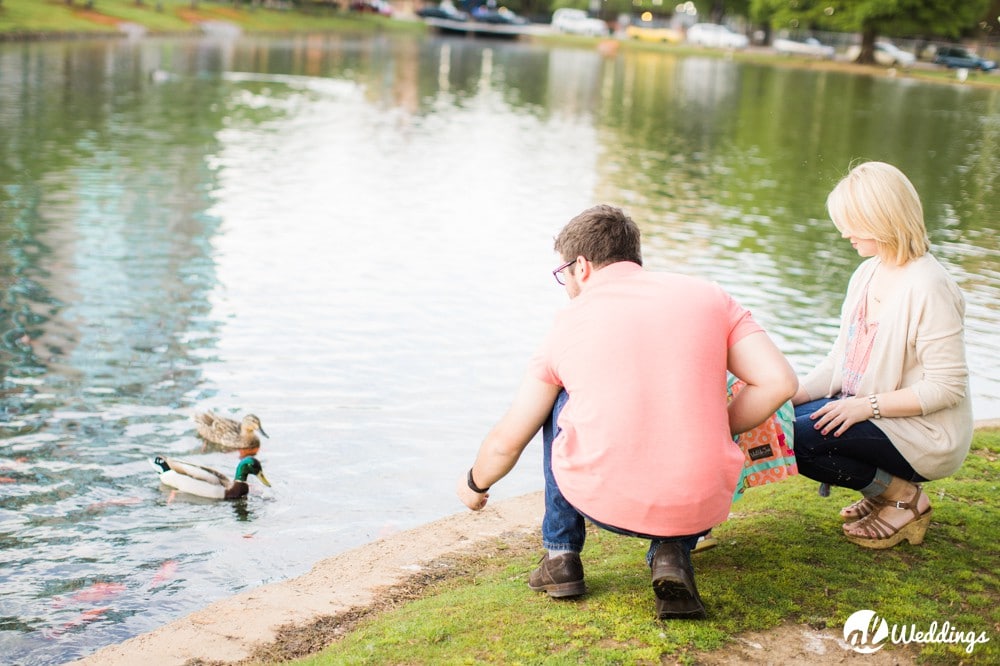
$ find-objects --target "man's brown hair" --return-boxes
[554,204,642,268]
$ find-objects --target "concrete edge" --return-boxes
[70,492,544,665]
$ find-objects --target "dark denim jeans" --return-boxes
[542,390,704,565]
[793,398,926,493]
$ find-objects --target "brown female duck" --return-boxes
[193,412,269,455]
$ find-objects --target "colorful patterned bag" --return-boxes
[728,374,797,501]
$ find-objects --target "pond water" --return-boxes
[0,32,998,665]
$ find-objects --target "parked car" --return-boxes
[932,46,997,72]
[349,0,392,15]
[773,37,835,59]
[686,23,748,49]
[845,42,916,67]
[472,6,529,25]
[416,2,469,21]
[551,8,609,37]
[624,19,683,44]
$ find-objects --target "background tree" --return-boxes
[752,0,991,63]
[680,0,748,24]
[983,0,1000,36]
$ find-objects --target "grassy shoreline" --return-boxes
[229,428,999,665]
[0,0,418,40]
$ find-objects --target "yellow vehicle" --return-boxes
[624,16,683,43]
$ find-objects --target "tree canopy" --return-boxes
[751,0,993,63]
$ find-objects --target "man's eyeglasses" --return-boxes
[552,259,577,286]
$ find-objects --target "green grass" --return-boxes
[284,431,999,665]
[0,0,418,36]
[536,32,1000,91]
[0,0,111,32]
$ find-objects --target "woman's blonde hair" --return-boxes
[826,161,930,265]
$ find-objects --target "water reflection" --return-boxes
[0,33,997,665]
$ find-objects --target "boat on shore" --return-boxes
[422,16,539,38]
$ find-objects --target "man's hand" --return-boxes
[455,375,561,512]
[456,475,489,511]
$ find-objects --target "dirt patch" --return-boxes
[694,622,917,665]
[71,9,121,27]
[176,9,205,23]
[176,6,243,24]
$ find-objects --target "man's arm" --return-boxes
[727,331,798,436]
[457,374,562,511]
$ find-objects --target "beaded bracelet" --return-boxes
[867,394,882,419]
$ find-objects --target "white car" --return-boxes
[686,22,749,49]
[845,41,916,67]
[773,37,835,59]
[551,8,609,37]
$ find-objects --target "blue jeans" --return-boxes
[793,398,926,495]
[542,390,704,565]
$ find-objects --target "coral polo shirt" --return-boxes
[529,262,762,536]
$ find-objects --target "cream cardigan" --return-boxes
[799,253,973,480]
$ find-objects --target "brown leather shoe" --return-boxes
[528,552,586,598]
[650,542,706,619]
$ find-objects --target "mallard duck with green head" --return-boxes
[151,456,271,500]
[193,412,269,455]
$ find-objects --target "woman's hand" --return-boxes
[809,397,873,437]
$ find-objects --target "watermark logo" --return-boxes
[843,610,990,655]
[844,610,889,653]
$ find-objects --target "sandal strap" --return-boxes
[852,512,897,540]
[849,484,927,538]
[842,495,886,517]
[897,483,925,520]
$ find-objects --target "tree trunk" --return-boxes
[711,0,724,24]
[855,25,877,64]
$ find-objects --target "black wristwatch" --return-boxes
[467,468,490,494]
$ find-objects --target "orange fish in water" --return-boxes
[70,582,126,604]
[86,497,142,512]
[51,582,126,608]
[150,560,179,588]
[46,607,110,638]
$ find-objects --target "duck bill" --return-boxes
[256,472,272,487]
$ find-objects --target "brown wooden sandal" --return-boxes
[839,495,885,521]
[843,485,932,549]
